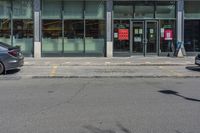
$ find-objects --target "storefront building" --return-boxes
[0,0,199,57]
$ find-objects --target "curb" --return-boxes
[23,63,194,67]
[1,75,200,80]
[32,75,200,79]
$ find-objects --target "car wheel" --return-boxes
[0,62,5,75]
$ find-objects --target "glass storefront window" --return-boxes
[134,2,154,19]
[0,19,11,45]
[114,20,130,52]
[185,1,200,19]
[155,2,175,19]
[64,20,84,53]
[0,1,11,45]
[160,20,176,52]
[184,20,200,52]
[12,0,33,56]
[63,1,83,19]
[0,0,10,19]
[114,2,133,18]
[42,0,62,55]
[85,1,105,19]
[42,20,62,53]
[41,0,106,56]
[13,0,32,19]
[42,0,62,19]
[13,20,33,55]
[85,20,105,54]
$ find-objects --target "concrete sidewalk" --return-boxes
[1,56,199,79]
[24,56,195,66]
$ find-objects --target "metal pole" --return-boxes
[106,0,113,57]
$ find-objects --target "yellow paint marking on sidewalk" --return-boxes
[50,65,58,77]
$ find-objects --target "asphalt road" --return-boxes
[0,78,200,133]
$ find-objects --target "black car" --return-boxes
[0,42,24,74]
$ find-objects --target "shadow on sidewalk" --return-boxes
[159,90,200,102]
[185,66,200,72]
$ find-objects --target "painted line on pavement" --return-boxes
[50,65,58,77]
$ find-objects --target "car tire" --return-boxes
[0,62,5,75]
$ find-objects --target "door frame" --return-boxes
[131,20,159,56]
[130,20,145,56]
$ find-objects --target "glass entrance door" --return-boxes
[145,21,158,55]
[132,21,158,56]
[132,21,144,54]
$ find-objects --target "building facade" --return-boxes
[0,0,199,57]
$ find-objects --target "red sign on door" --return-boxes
[118,29,129,41]
[164,29,173,41]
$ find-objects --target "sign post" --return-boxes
[164,29,173,56]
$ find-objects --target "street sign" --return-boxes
[118,29,129,41]
[164,29,173,41]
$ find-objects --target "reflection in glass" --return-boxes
[13,20,33,55]
[42,20,62,53]
[63,1,83,19]
[85,1,105,19]
[185,1,200,18]
[0,0,10,18]
[155,2,175,18]
[0,1,11,45]
[13,0,32,19]
[85,20,105,54]
[0,19,11,45]
[42,0,62,19]
[160,20,176,52]
[134,2,154,18]
[114,20,130,52]
[64,20,84,53]
[114,2,133,18]
[184,20,200,52]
